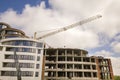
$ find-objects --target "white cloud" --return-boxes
[115,36,120,41]
[93,50,113,57]
[111,42,120,53]
[45,29,99,48]
[110,57,120,75]
[49,0,111,17]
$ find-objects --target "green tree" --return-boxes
[114,76,120,80]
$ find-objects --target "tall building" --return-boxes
[0,22,44,80]
[43,48,114,80]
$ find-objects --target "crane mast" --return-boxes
[14,49,21,80]
[36,14,102,40]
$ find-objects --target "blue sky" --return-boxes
[0,0,120,75]
[0,0,50,13]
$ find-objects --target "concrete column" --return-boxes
[81,50,83,57]
[65,50,67,78]
[72,50,74,78]
[91,72,93,78]
[56,50,58,78]
[108,59,114,80]
[82,72,84,78]
[90,64,92,70]
[81,57,83,62]
[95,57,101,80]
[90,57,91,62]
[82,64,84,78]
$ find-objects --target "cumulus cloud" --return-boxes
[94,50,113,57]
[45,29,99,48]
[111,42,120,53]
[109,57,120,75]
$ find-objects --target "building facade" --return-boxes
[0,22,44,80]
[43,48,114,80]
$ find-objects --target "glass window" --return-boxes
[6,47,14,51]
[36,64,40,69]
[2,40,42,47]
[35,72,39,77]
[36,42,43,47]
[1,71,33,76]
[38,50,41,54]
[5,55,35,60]
[0,46,3,51]
[3,62,34,68]
[6,31,18,34]
[37,56,40,61]
[6,47,36,53]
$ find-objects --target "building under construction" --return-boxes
[42,48,114,80]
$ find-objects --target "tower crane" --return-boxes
[35,14,102,40]
[14,49,21,80]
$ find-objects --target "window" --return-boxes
[35,72,39,77]
[3,62,34,68]
[2,40,42,47]
[38,50,41,54]
[93,72,97,77]
[36,43,43,47]
[22,71,33,76]
[92,65,96,70]
[6,47,36,53]
[58,72,65,77]
[67,64,73,69]
[6,47,14,51]
[74,57,81,61]
[74,64,82,69]
[84,72,91,77]
[1,71,33,76]
[36,64,40,69]
[84,65,91,69]
[91,58,95,62]
[74,72,83,77]
[83,57,90,62]
[0,46,3,51]
[58,57,65,61]
[6,31,18,34]
[37,56,40,61]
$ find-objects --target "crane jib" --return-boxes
[37,14,102,39]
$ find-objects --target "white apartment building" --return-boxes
[0,22,44,80]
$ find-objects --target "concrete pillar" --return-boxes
[56,50,58,79]
[108,59,114,80]
[82,72,84,78]
[65,50,67,78]
[81,57,83,62]
[95,57,101,80]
